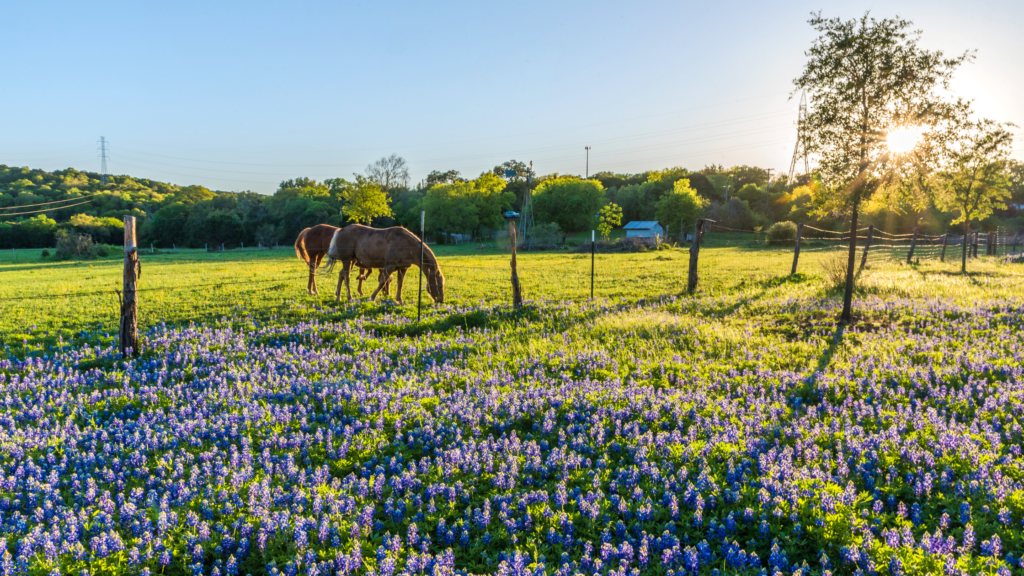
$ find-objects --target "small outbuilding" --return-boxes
[622,221,665,239]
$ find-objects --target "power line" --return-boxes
[0,192,102,211]
[0,199,94,218]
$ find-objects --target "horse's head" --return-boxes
[425,265,445,303]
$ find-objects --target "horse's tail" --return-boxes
[322,257,337,275]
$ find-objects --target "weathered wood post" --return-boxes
[1013,233,1020,254]
[791,223,803,275]
[590,230,595,299]
[859,224,874,270]
[119,216,140,357]
[679,218,685,243]
[687,219,704,293]
[510,220,523,307]
[940,232,948,262]
[906,226,918,264]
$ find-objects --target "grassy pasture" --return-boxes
[0,233,1021,355]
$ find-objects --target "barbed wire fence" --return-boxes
[1,219,1022,353]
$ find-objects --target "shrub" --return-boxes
[94,245,113,258]
[54,230,96,260]
[529,222,562,248]
[40,249,50,258]
[820,252,848,289]
[767,221,799,245]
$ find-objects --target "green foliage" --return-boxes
[530,222,562,247]
[597,202,622,240]
[423,173,514,239]
[533,177,606,236]
[339,176,393,225]
[934,119,1015,227]
[53,229,96,260]
[766,221,799,244]
[654,179,709,235]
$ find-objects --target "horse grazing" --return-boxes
[327,224,444,303]
[294,224,388,296]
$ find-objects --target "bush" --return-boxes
[54,230,96,260]
[820,252,848,289]
[40,249,50,258]
[529,222,562,248]
[767,221,798,245]
[95,245,113,258]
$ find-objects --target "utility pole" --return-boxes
[99,137,109,185]
[585,146,591,178]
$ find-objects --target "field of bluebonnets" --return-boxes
[2,252,1024,576]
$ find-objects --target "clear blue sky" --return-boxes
[2,0,1021,194]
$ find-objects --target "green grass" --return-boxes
[1,234,1021,355]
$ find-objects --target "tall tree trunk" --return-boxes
[840,202,859,324]
[962,220,969,273]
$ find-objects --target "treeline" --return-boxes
[1,156,1022,250]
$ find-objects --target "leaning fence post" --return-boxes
[510,220,523,307]
[906,226,918,264]
[687,219,703,293]
[940,232,948,262]
[791,223,803,275]
[119,216,140,357]
[859,224,873,270]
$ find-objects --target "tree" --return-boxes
[340,176,393,225]
[366,154,409,193]
[492,160,530,182]
[426,170,463,188]
[421,173,514,240]
[532,177,605,241]
[934,119,1014,272]
[793,11,970,323]
[597,203,622,241]
[655,179,709,237]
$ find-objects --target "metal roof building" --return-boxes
[622,221,665,238]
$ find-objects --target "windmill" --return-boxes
[787,91,810,185]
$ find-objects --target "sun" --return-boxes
[886,126,924,154]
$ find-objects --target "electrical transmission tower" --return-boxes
[519,160,535,249]
[99,136,109,184]
[786,91,809,185]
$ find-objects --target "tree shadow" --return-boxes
[808,323,846,385]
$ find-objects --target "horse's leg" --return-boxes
[369,267,394,301]
[337,260,353,301]
[357,267,369,297]
[379,269,391,297]
[312,253,324,295]
[395,268,407,303]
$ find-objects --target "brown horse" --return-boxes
[327,224,444,303]
[294,224,388,296]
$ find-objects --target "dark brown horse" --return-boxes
[327,224,444,303]
[294,224,388,295]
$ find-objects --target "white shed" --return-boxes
[622,221,665,238]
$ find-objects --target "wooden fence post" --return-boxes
[906,226,918,264]
[510,220,523,307]
[791,223,803,275]
[119,216,140,357]
[859,224,873,270]
[1013,233,1020,254]
[687,219,703,293]
[417,211,425,321]
[973,232,979,258]
[940,232,948,262]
